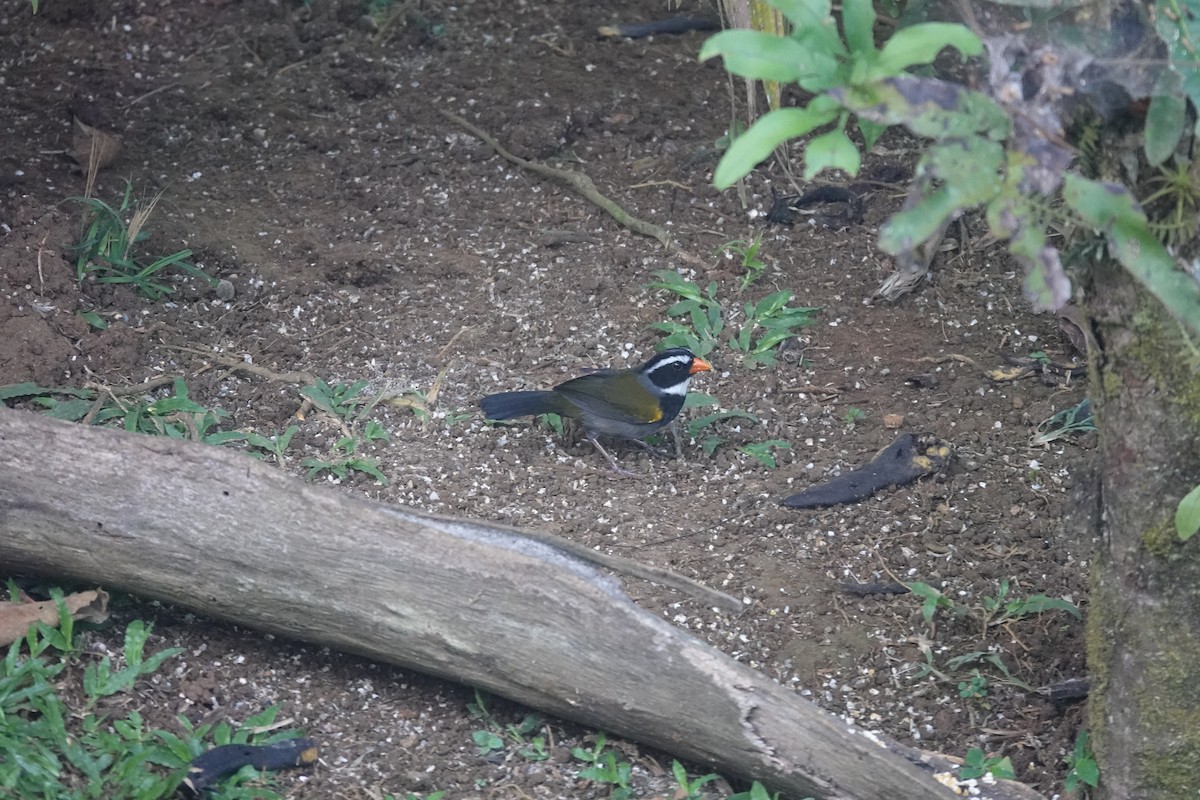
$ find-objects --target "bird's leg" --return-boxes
[670,419,683,460]
[587,433,638,477]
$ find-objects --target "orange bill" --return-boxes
[690,357,713,374]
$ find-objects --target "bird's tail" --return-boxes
[479,391,564,420]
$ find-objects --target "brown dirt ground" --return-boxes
[1,0,1094,797]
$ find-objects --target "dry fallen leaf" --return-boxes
[70,117,123,175]
[0,588,110,646]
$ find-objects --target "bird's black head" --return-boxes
[638,348,713,395]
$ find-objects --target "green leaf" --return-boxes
[698,30,819,83]
[714,101,840,188]
[1008,595,1082,619]
[1063,173,1200,338]
[79,310,109,329]
[0,382,51,401]
[840,0,876,55]
[1074,755,1100,787]
[770,0,834,34]
[752,289,794,319]
[836,77,1010,141]
[875,23,982,73]
[879,186,960,253]
[740,440,791,468]
[43,398,95,422]
[683,392,720,408]
[1144,94,1186,166]
[1154,0,1200,124]
[1177,484,1200,541]
[858,118,887,151]
[804,126,862,178]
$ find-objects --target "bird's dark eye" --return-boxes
[644,353,694,389]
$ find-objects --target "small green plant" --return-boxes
[957,669,989,699]
[739,440,791,468]
[647,270,724,357]
[68,181,215,299]
[960,748,1015,781]
[700,0,981,184]
[301,379,372,422]
[299,380,390,485]
[1032,398,1096,446]
[472,729,504,755]
[538,412,565,437]
[572,733,633,800]
[726,781,791,800]
[1026,350,1051,365]
[466,690,549,761]
[842,406,867,426]
[1142,157,1200,247]
[1,378,238,443]
[649,272,817,366]
[943,650,1032,692]
[717,232,768,291]
[442,409,474,427]
[685,402,761,458]
[302,425,389,485]
[671,760,719,799]
[224,425,300,463]
[906,581,957,628]
[727,289,819,368]
[976,579,1081,636]
[1064,730,1099,794]
[0,593,296,798]
[82,619,182,703]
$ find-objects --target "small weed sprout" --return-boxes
[717,232,768,291]
[572,733,633,800]
[726,781,790,800]
[739,440,791,468]
[671,760,719,800]
[957,669,989,699]
[647,270,723,357]
[960,748,1015,781]
[686,403,761,458]
[466,690,549,762]
[68,181,215,299]
[976,579,1081,637]
[1032,398,1095,446]
[648,272,817,367]
[906,581,957,629]
[1064,730,1099,795]
[300,380,390,485]
[842,406,867,426]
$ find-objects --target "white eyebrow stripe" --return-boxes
[645,354,691,373]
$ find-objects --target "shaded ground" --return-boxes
[1,0,1094,796]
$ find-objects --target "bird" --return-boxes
[480,347,713,474]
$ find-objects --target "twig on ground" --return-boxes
[162,345,318,385]
[436,107,708,269]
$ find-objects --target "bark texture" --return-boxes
[0,408,972,800]
[1087,260,1200,798]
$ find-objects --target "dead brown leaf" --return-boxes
[0,588,110,646]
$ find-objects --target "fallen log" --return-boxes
[0,409,1026,799]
